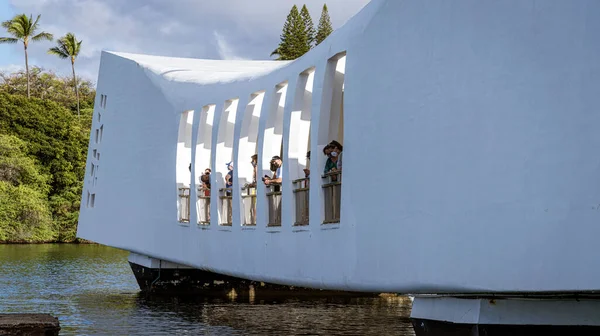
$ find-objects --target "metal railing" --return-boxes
[293,178,310,226]
[178,187,191,223]
[197,186,211,225]
[219,188,232,226]
[322,171,342,224]
[266,183,282,227]
[241,184,257,226]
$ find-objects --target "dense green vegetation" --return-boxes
[1,13,91,242]
[272,4,333,60]
[0,71,94,242]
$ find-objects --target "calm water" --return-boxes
[0,244,415,335]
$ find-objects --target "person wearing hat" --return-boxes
[264,156,283,186]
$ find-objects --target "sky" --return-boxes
[0,0,370,82]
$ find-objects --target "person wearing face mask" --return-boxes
[323,145,335,174]
[329,141,343,171]
[324,144,341,174]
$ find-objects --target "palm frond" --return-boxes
[31,14,41,33]
[50,33,81,58]
[15,14,31,36]
[32,31,53,42]
[1,20,11,29]
[0,37,19,44]
[75,40,82,56]
[47,46,69,59]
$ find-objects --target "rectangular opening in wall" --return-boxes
[262,83,287,227]
[239,91,265,226]
[176,110,195,188]
[86,191,91,208]
[93,149,97,159]
[97,152,100,161]
[195,105,215,226]
[99,125,104,143]
[90,163,95,177]
[98,112,101,122]
[319,51,346,225]
[90,193,96,208]
[290,67,315,226]
[216,99,239,226]
[176,110,194,224]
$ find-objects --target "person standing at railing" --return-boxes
[225,162,233,196]
[323,144,336,174]
[329,141,343,171]
[200,170,211,196]
[250,154,258,186]
[263,156,283,187]
[303,151,311,178]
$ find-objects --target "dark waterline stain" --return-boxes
[0,244,414,335]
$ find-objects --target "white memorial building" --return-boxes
[78,0,600,334]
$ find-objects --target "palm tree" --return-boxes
[0,14,53,98]
[48,33,82,117]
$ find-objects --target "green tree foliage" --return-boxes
[0,67,95,115]
[300,5,315,47]
[0,134,54,242]
[271,5,312,60]
[316,4,334,45]
[48,33,83,117]
[0,14,53,98]
[0,92,90,242]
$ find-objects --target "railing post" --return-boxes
[219,188,233,226]
[266,183,282,227]
[197,186,211,225]
[321,171,342,224]
[241,185,257,226]
[178,187,191,223]
[293,178,310,226]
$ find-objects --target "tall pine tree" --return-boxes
[271,5,312,60]
[316,4,333,45]
[300,5,315,47]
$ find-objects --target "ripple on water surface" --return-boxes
[0,244,414,335]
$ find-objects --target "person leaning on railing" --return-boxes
[329,141,343,171]
[324,141,343,182]
[200,168,211,196]
[263,156,283,187]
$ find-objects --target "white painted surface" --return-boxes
[128,252,192,270]
[411,297,600,326]
[78,0,600,293]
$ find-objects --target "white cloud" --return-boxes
[5,0,370,82]
[0,64,23,73]
[213,31,247,61]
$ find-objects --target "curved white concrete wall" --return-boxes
[79,0,600,293]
